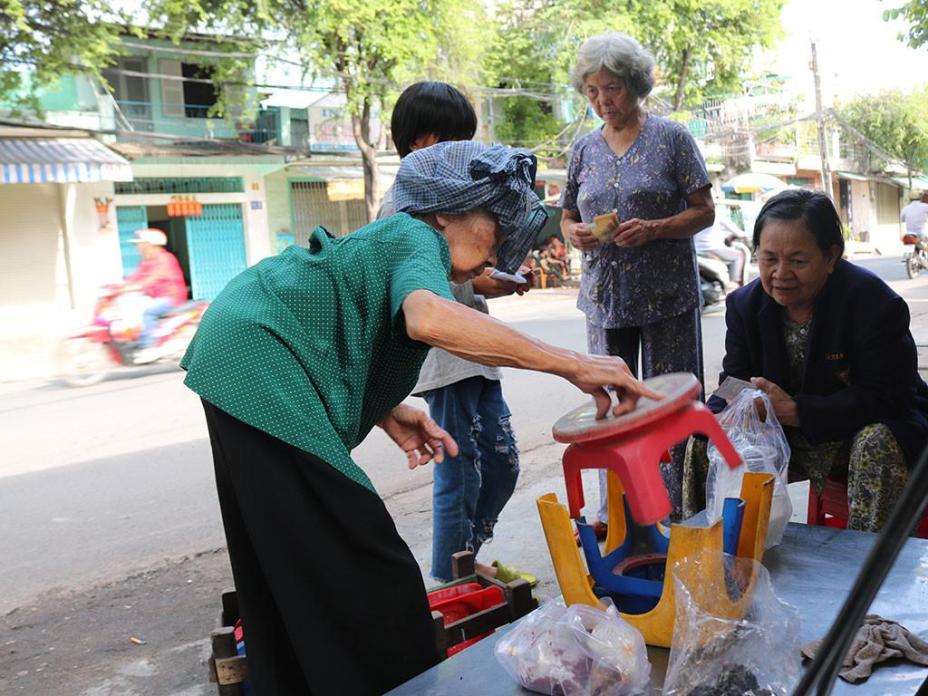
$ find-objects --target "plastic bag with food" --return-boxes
[495,599,649,695]
[706,387,792,548]
[565,602,650,696]
[662,551,801,696]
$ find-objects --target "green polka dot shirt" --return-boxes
[181,213,454,492]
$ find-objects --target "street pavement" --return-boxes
[1,254,926,695]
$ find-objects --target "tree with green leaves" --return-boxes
[0,0,127,112]
[838,88,928,184]
[156,0,490,220]
[637,0,785,111]
[484,0,786,147]
[884,1,928,47]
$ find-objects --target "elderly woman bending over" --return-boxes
[560,32,714,523]
[684,190,928,531]
[181,141,659,696]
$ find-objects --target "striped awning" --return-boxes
[0,137,133,185]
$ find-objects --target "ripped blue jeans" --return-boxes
[422,376,520,582]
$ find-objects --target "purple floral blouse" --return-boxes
[560,115,711,328]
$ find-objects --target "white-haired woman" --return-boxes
[560,32,715,524]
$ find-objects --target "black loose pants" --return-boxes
[202,400,439,695]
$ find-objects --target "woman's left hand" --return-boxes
[750,377,799,426]
[613,218,657,247]
[379,404,459,469]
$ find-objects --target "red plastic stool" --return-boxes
[552,373,742,526]
[807,474,928,538]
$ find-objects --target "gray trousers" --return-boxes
[587,308,704,521]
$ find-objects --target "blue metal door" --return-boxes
[185,203,247,300]
[116,206,148,276]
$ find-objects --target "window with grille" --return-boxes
[290,180,367,241]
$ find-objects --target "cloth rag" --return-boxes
[801,614,928,683]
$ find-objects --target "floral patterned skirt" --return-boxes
[682,423,908,532]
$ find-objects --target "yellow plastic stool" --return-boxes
[536,471,774,648]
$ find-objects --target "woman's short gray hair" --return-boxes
[569,32,655,99]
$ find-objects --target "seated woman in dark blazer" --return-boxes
[684,189,928,532]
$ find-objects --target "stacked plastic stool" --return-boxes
[537,372,776,648]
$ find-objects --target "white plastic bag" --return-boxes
[663,552,801,696]
[495,600,650,695]
[706,388,792,548]
[565,603,650,696]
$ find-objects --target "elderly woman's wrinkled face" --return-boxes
[758,218,839,316]
[582,68,638,128]
[436,210,500,283]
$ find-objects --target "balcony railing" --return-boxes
[112,100,281,144]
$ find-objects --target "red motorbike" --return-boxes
[56,285,207,387]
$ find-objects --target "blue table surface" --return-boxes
[388,523,928,695]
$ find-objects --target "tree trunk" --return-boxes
[673,47,691,112]
[350,97,379,223]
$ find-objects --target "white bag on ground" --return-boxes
[706,388,792,548]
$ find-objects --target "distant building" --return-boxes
[0,32,385,379]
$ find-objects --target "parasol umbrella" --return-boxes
[721,172,788,194]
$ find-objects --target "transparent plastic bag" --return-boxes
[565,603,650,696]
[663,552,801,696]
[495,602,588,695]
[706,388,792,548]
[495,600,650,695]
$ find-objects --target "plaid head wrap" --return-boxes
[392,141,548,274]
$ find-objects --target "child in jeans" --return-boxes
[380,81,535,584]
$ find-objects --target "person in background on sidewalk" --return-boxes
[380,81,536,585]
[901,190,928,239]
[123,228,188,363]
[560,32,714,534]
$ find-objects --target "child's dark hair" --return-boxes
[390,82,478,158]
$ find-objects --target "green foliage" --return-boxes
[0,0,129,111]
[494,96,562,147]
[153,0,491,218]
[154,0,487,122]
[884,1,928,48]
[483,0,786,143]
[839,88,928,172]
[636,0,786,109]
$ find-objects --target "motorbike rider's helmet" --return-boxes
[128,228,168,246]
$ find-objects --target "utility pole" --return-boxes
[810,40,834,199]
[486,90,496,143]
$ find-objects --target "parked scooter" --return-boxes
[903,232,928,279]
[698,256,730,308]
[56,284,207,387]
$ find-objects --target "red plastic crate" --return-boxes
[427,583,506,655]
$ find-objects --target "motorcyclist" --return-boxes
[693,212,751,288]
[901,190,928,242]
[122,228,188,362]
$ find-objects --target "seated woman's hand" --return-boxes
[570,355,664,419]
[751,377,799,426]
[566,222,600,251]
[378,404,459,469]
